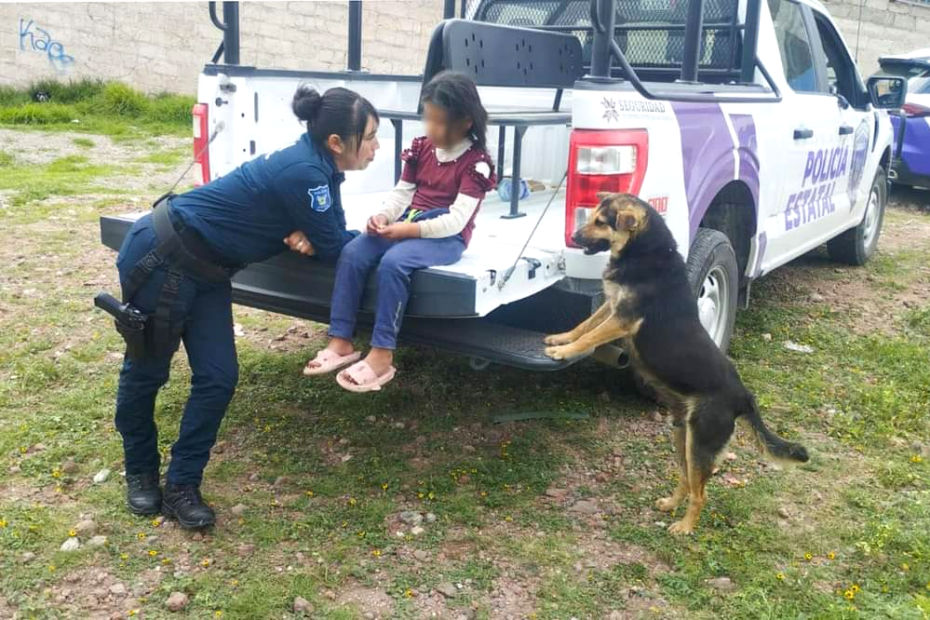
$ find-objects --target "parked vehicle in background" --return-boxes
[880,49,930,189]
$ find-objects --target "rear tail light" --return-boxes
[565,129,648,248]
[192,103,211,185]
[902,103,930,118]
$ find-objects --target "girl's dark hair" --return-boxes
[292,85,379,152]
[420,71,488,152]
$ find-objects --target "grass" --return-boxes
[0,126,929,617]
[0,79,194,138]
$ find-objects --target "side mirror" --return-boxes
[867,75,907,109]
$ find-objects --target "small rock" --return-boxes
[109,583,127,596]
[61,458,79,474]
[411,525,425,536]
[783,341,814,354]
[9,465,21,474]
[191,532,204,542]
[323,589,336,600]
[545,487,569,500]
[73,519,96,536]
[153,515,165,527]
[651,410,665,423]
[165,591,189,612]
[425,512,437,523]
[213,441,227,454]
[248,472,260,482]
[436,582,458,598]
[393,421,405,429]
[20,551,36,563]
[399,511,423,526]
[568,499,599,514]
[92,468,110,484]
[147,535,159,544]
[88,535,108,547]
[809,293,825,302]
[413,550,429,561]
[60,537,80,552]
[706,576,736,592]
[237,543,255,556]
[598,391,611,403]
[293,596,313,614]
[761,333,772,341]
[776,506,791,519]
[365,415,377,423]
[724,452,738,462]
[233,323,245,337]
[273,334,287,341]
[273,475,288,487]
[230,504,247,516]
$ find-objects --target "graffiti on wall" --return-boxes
[19,18,75,71]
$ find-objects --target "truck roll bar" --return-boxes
[209,2,240,65]
[588,0,782,104]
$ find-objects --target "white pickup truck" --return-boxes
[100,0,906,371]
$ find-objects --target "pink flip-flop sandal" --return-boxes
[336,360,397,393]
[302,349,362,376]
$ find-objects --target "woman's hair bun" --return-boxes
[292,85,323,122]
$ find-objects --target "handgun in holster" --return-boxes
[94,292,150,359]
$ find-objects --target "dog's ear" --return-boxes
[615,210,638,231]
[596,191,614,203]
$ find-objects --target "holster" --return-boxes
[101,195,235,360]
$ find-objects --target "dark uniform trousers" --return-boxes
[115,214,238,485]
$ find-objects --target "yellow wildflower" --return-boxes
[851,584,860,594]
[136,532,146,541]
[372,549,382,557]
[305,490,314,497]
[404,588,415,598]
[776,572,785,581]
[844,590,855,600]
[201,558,212,567]
[348,497,357,506]
[148,550,158,557]
[804,552,813,561]
[912,455,923,463]
[827,552,836,560]
[68,529,77,537]
[51,469,61,479]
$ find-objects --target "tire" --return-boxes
[685,228,740,353]
[827,166,886,266]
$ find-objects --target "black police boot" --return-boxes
[162,483,216,529]
[125,473,162,516]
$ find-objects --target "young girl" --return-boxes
[303,71,496,391]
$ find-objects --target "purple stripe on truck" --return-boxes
[670,102,736,237]
[729,113,760,208]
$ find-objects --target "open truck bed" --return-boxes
[100,189,603,371]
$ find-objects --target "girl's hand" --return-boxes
[366,214,389,236]
[379,222,420,240]
[284,231,316,256]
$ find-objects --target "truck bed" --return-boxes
[99,189,602,371]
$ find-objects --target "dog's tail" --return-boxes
[737,393,809,463]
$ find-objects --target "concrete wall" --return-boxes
[1,0,928,95]
[823,0,930,75]
[0,1,443,94]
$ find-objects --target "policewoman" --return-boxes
[113,86,379,528]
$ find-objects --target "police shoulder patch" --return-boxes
[308,184,331,213]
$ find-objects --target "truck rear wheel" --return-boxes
[685,227,739,353]
[827,166,886,266]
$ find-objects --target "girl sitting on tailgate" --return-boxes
[303,71,496,392]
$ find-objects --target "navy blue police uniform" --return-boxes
[115,133,356,491]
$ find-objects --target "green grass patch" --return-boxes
[0,80,194,137]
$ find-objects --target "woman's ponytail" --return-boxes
[291,85,324,123]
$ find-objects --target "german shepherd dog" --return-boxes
[545,193,809,534]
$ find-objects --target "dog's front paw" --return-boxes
[544,332,573,346]
[667,519,695,536]
[545,345,571,360]
[655,497,680,513]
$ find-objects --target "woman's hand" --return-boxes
[284,231,316,256]
[378,222,420,240]
[366,214,389,236]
